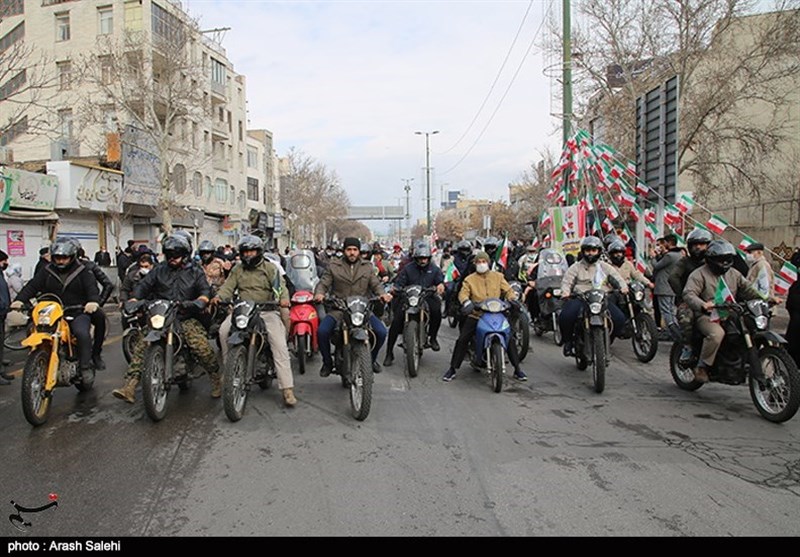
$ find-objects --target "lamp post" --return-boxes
[415,130,439,235]
[402,178,413,245]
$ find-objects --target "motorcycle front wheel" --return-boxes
[750,346,800,423]
[489,341,504,393]
[403,320,420,378]
[142,343,169,422]
[122,328,142,365]
[632,313,658,363]
[223,345,249,422]
[21,348,52,427]
[591,327,606,394]
[296,334,308,375]
[349,342,373,421]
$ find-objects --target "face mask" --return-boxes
[476,262,489,274]
[140,267,151,275]
[0,263,7,271]
[745,254,755,264]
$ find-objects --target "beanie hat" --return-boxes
[343,237,360,250]
[474,251,490,262]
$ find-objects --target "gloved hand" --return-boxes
[84,302,99,314]
[10,300,24,310]
[460,300,474,316]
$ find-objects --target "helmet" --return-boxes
[687,228,713,260]
[414,243,432,261]
[198,240,215,253]
[237,234,264,269]
[580,236,603,264]
[526,242,537,253]
[50,237,79,271]
[456,240,471,254]
[607,240,626,265]
[162,233,192,265]
[705,240,736,275]
[483,236,499,254]
[172,229,193,254]
[360,242,371,254]
[603,234,619,250]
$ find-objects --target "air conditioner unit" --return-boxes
[0,146,13,164]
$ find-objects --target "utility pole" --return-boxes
[402,178,413,245]
[415,130,439,235]
[562,0,573,206]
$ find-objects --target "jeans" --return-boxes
[386,296,442,353]
[318,314,387,367]
[559,297,626,342]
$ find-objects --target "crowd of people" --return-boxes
[1,227,799,400]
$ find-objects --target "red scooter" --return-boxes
[289,290,319,375]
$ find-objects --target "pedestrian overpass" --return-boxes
[347,206,406,220]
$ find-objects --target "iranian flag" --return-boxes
[618,189,635,207]
[644,207,656,223]
[618,226,631,243]
[539,209,553,229]
[779,261,798,284]
[635,181,649,195]
[626,161,637,177]
[606,202,620,220]
[663,203,682,226]
[444,261,460,283]
[495,235,509,269]
[530,236,540,250]
[636,252,648,274]
[706,214,728,235]
[645,221,658,242]
[775,275,791,296]
[738,235,756,252]
[710,277,735,322]
[601,217,614,233]
[629,203,644,222]
[675,192,695,214]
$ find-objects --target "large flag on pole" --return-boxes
[495,234,509,269]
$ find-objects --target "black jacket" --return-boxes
[132,260,211,303]
[668,256,705,303]
[81,258,115,306]
[15,262,100,309]
[394,261,444,290]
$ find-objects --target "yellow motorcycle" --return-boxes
[19,294,95,426]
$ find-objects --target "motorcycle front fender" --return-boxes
[21,331,52,349]
[228,330,246,346]
[144,329,166,343]
[350,328,369,342]
[589,315,606,327]
[755,330,787,346]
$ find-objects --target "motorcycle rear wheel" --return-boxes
[223,345,249,422]
[142,343,169,422]
[750,346,800,423]
[122,328,141,365]
[632,313,658,363]
[350,342,373,421]
[668,342,703,391]
[21,348,51,427]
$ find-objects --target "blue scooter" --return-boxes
[468,298,513,393]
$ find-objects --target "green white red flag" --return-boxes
[710,277,735,322]
[706,214,728,235]
[738,235,756,251]
[675,192,695,214]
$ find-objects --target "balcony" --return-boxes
[210,80,226,104]
[211,119,229,141]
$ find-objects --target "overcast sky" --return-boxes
[184,0,564,227]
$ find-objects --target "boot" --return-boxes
[282,387,297,407]
[112,378,139,404]
[210,373,222,398]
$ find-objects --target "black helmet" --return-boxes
[607,240,626,265]
[198,240,215,253]
[162,233,192,264]
[456,240,471,254]
[580,236,603,264]
[360,243,371,257]
[414,243,432,263]
[603,234,619,250]
[50,237,79,271]
[483,236,499,254]
[172,229,193,254]
[687,228,713,260]
[237,235,264,269]
[705,240,736,275]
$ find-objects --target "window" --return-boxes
[0,70,25,100]
[229,185,235,205]
[151,2,184,44]
[124,0,142,31]
[238,190,246,211]
[0,22,24,54]
[215,179,227,203]
[192,172,202,197]
[57,109,73,139]
[247,177,259,202]
[192,122,198,149]
[56,61,71,90]
[238,120,243,142]
[98,6,113,35]
[0,115,27,146]
[172,164,186,194]
[1,0,24,18]
[210,58,226,86]
[99,55,113,85]
[204,176,212,200]
[247,148,258,169]
[55,13,70,42]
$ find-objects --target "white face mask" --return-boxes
[476,262,490,274]
[140,267,151,275]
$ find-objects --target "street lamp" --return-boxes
[402,178,413,244]
[415,130,439,235]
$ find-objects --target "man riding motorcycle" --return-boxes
[112,233,221,403]
[76,243,114,370]
[383,243,445,366]
[11,236,101,383]
[607,240,654,289]
[682,239,763,383]
[313,237,393,376]
[198,240,227,296]
[441,251,527,383]
[558,236,628,358]
[518,242,540,321]
[213,235,296,407]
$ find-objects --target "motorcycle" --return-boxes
[288,289,319,375]
[18,294,95,426]
[127,298,209,422]
[396,285,439,378]
[508,281,531,362]
[466,298,513,393]
[221,299,279,422]
[121,303,146,364]
[568,288,612,394]
[617,281,658,363]
[323,295,379,421]
[669,300,800,423]
[530,248,568,346]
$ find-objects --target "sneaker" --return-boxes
[80,366,95,385]
[372,360,382,374]
[320,363,333,377]
[513,369,528,382]
[562,341,574,358]
[282,388,297,407]
[442,368,457,382]
[92,354,106,371]
[383,352,394,367]
[0,375,11,386]
[429,338,441,352]
[694,366,710,383]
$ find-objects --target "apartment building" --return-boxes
[0,0,279,277]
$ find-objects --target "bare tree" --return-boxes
[553,0,800,203]
[508,148,558,232]
[280,147,350,246]
[74,18,209,233]
[434,209,466,243]
[329,219,372,244]
[0,11,59,147]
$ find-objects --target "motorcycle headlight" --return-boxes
[235,315,249,329]
[37,314,51,326]
[552,289,561,297]
[755,315,768,330]
[150,315,165,329]
[589,302,602,315]
[351,312,364,326]
[634,290,644,301]
[408,296,419,307]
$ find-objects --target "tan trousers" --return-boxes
[218,311,294,390]
[695,315,726,368]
